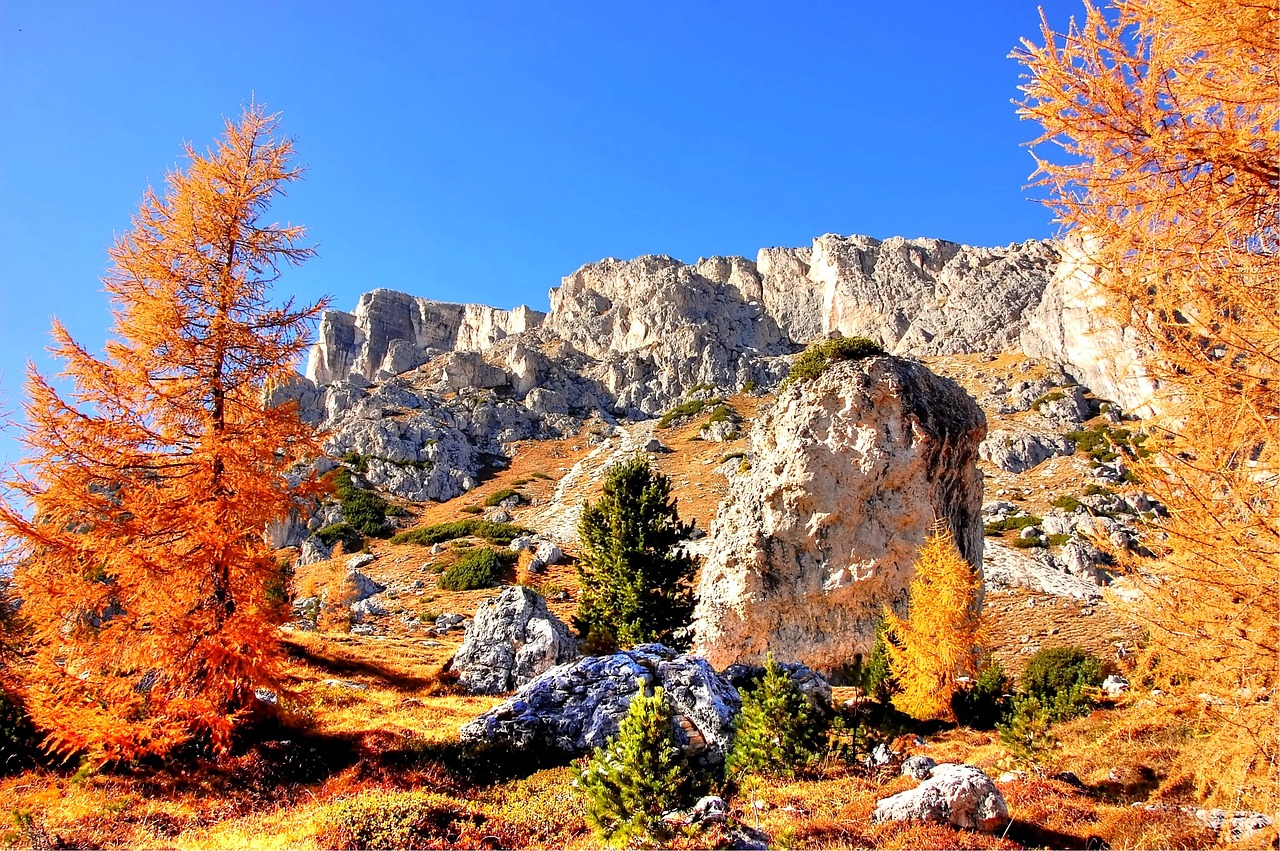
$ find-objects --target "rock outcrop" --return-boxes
[459,644,741,765]
[872,763,1009,832]
[692,356,987,672]
[452,586,579,694]
[306,289,543,386]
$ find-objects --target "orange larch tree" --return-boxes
[882,526,984,722]
[0,105,327,762]
[1015,0,1278,808]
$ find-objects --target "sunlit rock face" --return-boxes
[693,355,987,673]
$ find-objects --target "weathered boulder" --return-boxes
[295,535,332,567]
[902,755,939,780]
[459,644,741,764]
[980,427,1074,473]
[693,356,986,671]
[872,763,1009,832]
[452,586,579,694]
[345,568,385,602]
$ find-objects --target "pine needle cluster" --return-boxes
[725,656,828,781]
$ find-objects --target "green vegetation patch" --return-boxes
[321,790,485,850]
[657,397,717,429]
[390,518,529,547]
[784,336,885,386]
[984,514,1043,535]
[1065,425,1151,466]
[482,487,524,507]
[437,548,516,591]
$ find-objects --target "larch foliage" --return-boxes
[1015,0,1278,809]
[883,527,983,722]
[0,105,327,762]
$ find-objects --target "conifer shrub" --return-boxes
[883,527,984,721]
[726,656,829,780]
[998,695,1058,764]
[847,617,896,705]
[579,683,691,847]
[329,467,391,537]
[437,548,515,591]
[1020,646,1104,721]
[784,336,884,386]
[482,487,523,507]
[952,661,1013,730]
[573,455,696,651]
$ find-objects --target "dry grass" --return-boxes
[0,379,1253,850]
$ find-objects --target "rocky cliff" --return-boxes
[691,356,987,673]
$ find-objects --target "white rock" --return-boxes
[452,586,579,694]
[873,763,1009,832]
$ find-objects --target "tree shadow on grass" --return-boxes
[282,636,439,691]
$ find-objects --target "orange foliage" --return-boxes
[0,105,327,762]
[1015,0,1278,808]
[883,527,984,722]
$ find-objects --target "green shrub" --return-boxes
[656,398,713,429]
[1020,646,1104,721]
[1050,494,1082,512]
[482,488,523,507]
[847,618,895,705]
[1011,536,1046,549]
[740,380,757,394]
[390,518,529,547]
[784,336,885,386]
[0,692,37,774]
[726,656,829,780]
[1031,389,1066,410]
[998,695,1058,764]
[1047,533,1073,546]
[1082,483,1115,497]
[580,683,691,847]
[437,548,515,591]
[322,790,484,850]
[706,403,737,425]
[459,505,484,515]
[315,522,360,550]
[984,515,1044,535]
[329,467,390,537]
[952,662,1013,730]
[574,456,696,652]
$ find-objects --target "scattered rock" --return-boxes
[347,553,376,571]
[296,535,332,566]
[980,427,1074,473]
[873,763,1009,833]
[1102,674,1130,696]
[345,569,385,602]
[349,595,387,622]
[902,755,938,780]
[435,613,465,631]
[534,541,562,566]
[452,586,580,694]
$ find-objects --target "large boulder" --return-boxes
[693,355,986,671]
[873,763,1009,832]
[452,586,580,694]
[458,644,741,765]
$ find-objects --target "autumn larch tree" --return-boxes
[1015,0,1278,809]
[0,105,327,762]
[882,526,983,722]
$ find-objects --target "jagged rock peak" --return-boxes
[306,288,544,386]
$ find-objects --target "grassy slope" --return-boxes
[3,368,1259,850]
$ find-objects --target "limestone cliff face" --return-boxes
[691,356,987,673]
[1021,237,1161,417]
[305,289,544,386]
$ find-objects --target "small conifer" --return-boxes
[574,455,697,651]
[725,655,828,780]
[579,681,690,847]
[883,526,984,722]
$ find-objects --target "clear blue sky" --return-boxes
[0,0,1081,466]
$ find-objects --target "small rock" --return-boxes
[1102,674,1130,696]
[347,552,376,570]
[690,795,728,824]
[323,679,368,691]
[901,755,938,780]
[254,688,279,705]
[535,541,563,566]
[435,613,465,630]
[998,771,1025,783]
[873,763,1009,832]
[509,536,535,552]
[490,510,512,523]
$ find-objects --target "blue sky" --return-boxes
[0,0,1081,465]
